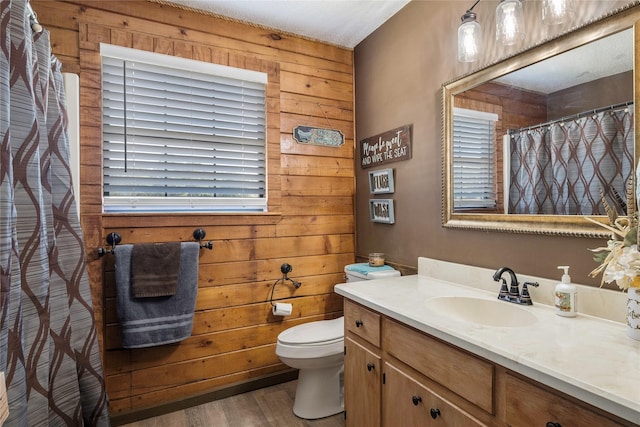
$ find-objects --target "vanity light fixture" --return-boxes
[495,0,525,45]
[542,0,575,25]
[458,0,482,62]
[457,0,574,62]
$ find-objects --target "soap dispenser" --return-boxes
[554,266,577,317]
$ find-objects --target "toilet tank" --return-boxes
[344,263,400,282]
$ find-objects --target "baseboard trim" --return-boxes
[109,369,299,426]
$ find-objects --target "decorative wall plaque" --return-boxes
[368,168,395,194]
[369,199,395,224]
[359,124,412,169]
[293,125,345,147]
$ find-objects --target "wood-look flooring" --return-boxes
[121,380,345,427]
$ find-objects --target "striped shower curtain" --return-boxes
[509,106,634,215]
[0,1,109,425]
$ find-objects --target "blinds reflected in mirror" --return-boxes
[453,107,499,210]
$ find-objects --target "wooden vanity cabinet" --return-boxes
[344,300,488,427]
[343,300,634,427]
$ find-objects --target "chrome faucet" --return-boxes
[492,267,539,305]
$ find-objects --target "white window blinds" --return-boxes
[101,44,268,212]
[453,107,498,210]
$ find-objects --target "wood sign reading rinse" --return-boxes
[359,124,412,169]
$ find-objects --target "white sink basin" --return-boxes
[424,296,537,327]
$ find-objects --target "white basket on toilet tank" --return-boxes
[275,262,399,419]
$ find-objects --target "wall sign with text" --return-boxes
[368,168,394,194]
[359,124,412,169]
[369,199,395,224]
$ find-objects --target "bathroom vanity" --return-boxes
[335,258,640,427]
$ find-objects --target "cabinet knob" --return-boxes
[546,423,561,427]
[355,319,363,327]
[411,395,422,406]
[430,408,441,419]
[367,363,375,372]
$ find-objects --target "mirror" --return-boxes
[442,6,640,237]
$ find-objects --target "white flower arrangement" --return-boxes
[587,179,640,290]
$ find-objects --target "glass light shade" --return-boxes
[496,0,525,45]
[542,0,575,25]
[458,14,482,62]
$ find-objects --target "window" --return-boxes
[452,107,498,210]
[101,44,268,213]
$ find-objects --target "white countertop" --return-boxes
[335,266,640,425]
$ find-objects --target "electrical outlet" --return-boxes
[0,372,8,425]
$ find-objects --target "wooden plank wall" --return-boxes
[33,0,355,415]
[547,71,633,118]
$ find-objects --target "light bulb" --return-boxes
[458,12,482,62]
[496,0,525,46]
[542,0,575,25]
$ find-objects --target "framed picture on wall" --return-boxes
[368,168,395,194]
[369,199,395,224]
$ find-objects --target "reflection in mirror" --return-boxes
[442,5,640,236]
[455,29,633,216]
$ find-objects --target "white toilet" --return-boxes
[275,263,400,419]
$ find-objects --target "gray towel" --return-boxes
[115,242,199,348]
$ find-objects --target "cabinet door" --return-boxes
[383,362,487,427]
[505,373,627,427]
[345,337,381,427]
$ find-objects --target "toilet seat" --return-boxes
[276,317,344,359]
[278,317,343,345]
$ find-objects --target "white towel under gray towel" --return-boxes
[115,242,199,348]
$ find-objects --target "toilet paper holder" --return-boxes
[279,263,301,288]
[268,263,302,313]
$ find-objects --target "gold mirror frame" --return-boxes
[442,4,640,238]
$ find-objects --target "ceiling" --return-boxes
[163,0,412,48]
[163,1,632,94]
[495,28,633,94]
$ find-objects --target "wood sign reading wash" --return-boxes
[359,124,412,169]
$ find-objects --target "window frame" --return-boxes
[100,43,269,214]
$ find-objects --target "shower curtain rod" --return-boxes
[508,101,633,135]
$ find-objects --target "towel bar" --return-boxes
[193,228,213,250]
[97,232,121,257]
[97,228,213,256]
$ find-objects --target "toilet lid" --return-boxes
[278,317,344,345]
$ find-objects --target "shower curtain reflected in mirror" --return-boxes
[0,1,109,425]
[508,105,634,215]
